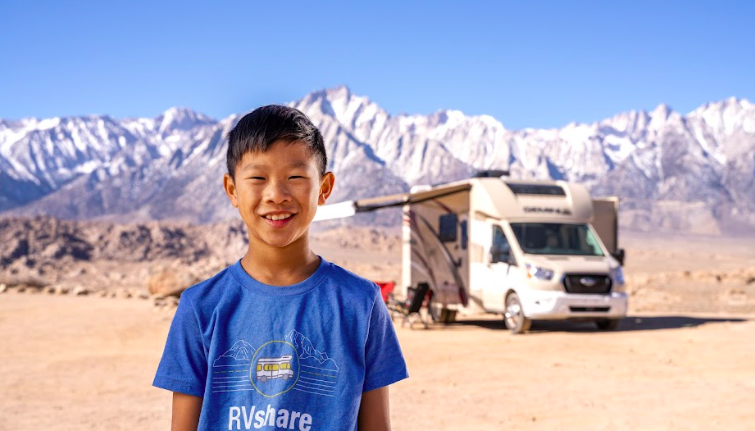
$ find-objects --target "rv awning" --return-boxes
[313,183,472,221]
[356,183,472,213]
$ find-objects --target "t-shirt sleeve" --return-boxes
[153,293,208,397]
[363,289,409,392]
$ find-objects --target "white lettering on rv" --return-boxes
[228,405,313,431]
[523,206,572,215]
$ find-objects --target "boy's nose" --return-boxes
[264,181,292,203]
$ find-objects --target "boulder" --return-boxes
[72,286,89,296]
[147,269,197,298]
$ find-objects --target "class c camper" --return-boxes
[315,173,628,334]
[256,356,294,383]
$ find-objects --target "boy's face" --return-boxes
[223,140,334,251]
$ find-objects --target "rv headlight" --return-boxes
[610,266,625,286]
[525,263,554,281]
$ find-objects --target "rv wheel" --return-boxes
[504,292,531,334]
[436,308,457,324]
[595,319,620,331]
[444,310,457,324]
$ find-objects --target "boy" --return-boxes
[153,105,408,431]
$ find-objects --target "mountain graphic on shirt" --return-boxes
[213,340,255,367]
[285,329,339,371]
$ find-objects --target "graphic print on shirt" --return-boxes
[284,329,339,398]
[211,330,339,399]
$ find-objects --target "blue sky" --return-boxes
[1,0,753,129]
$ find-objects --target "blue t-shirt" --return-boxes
[153,256,408,431]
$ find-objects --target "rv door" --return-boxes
[479,223,514,313]
[592,197,625,265]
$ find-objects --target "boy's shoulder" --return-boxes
[323,260,383,299]
[325,260,380,287]
[177,263,237,305]
[179,258,381,305]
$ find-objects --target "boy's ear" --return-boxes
[223,173,239,208]
[318,172,335,205]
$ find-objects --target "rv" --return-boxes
[315,172,628,334]
[256,356,294,383]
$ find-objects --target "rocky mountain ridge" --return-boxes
[2,86,753,234]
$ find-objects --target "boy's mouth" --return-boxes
[263,213,294,221]
[261,212,296,228]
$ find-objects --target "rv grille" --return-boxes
[569,306,610,313]
[562,274,612,294]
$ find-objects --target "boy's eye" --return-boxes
[289,176,305,179]
[248,177,265,180]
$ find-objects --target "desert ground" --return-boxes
[1,228,755,430]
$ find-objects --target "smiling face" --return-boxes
[223,140,335,253]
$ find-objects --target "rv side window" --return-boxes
[438,213,458,242]
[460,220,468,250]
[491,225,512,264]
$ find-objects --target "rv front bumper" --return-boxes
[520,290,628,320]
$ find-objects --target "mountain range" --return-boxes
[213,340,256,367]
[1,85,753,234]
[285,329,339,370]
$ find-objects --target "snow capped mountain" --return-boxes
[1,86,753,234]
[284,329,339,370]
[213,340,256,366]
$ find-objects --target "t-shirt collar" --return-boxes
[230,255,330,296]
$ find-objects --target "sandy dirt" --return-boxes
[1,230,755,430]
[1,293,754,430]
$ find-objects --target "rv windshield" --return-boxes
[510,223,604,256]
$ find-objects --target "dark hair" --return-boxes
[226,105,327,179]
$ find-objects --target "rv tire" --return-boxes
[504,292,531,334]
[595,319,620,331]
[444,309,457,324]
[437,308,457,324]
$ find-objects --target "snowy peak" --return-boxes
[284,329,339,370]
[648,103,674,125]
[687,96,755,137]
[299,85,389,125]
[212,340,255,366]
[156,107,215,135]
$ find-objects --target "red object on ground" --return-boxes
[374,281,396,303]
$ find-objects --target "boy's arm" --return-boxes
[172,392,203,431]
[357,386,391,431]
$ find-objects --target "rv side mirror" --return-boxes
[611,248,625,266]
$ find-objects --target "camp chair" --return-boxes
[394,283,430,329]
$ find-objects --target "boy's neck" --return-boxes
[240,237,321,287]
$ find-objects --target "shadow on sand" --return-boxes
[431,315,749,333]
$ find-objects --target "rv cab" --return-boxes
[478,218,627,333]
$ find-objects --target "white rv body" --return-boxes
[316,176,628,332]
